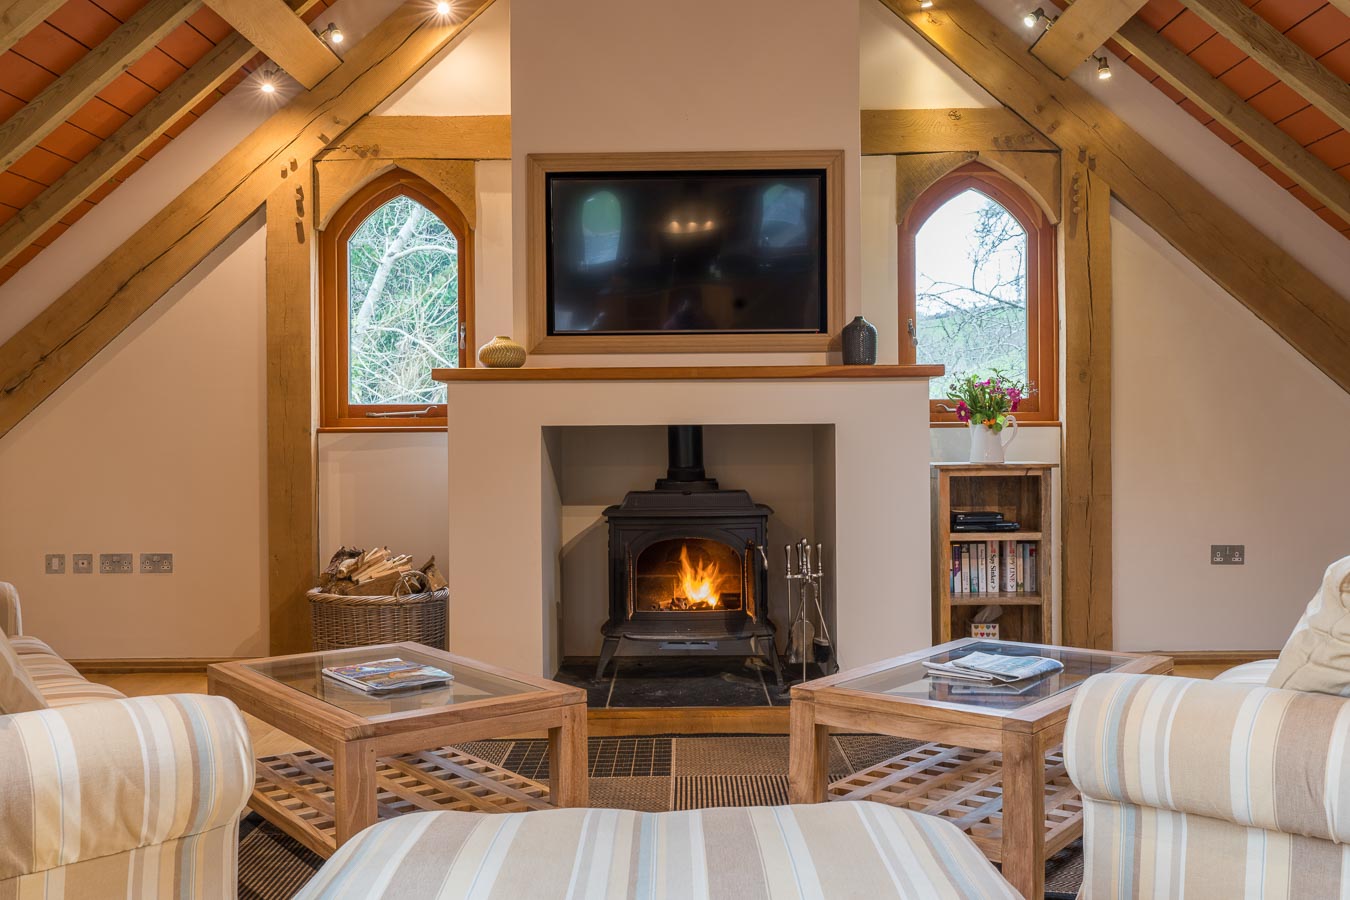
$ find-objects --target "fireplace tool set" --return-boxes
[785,539,836,685]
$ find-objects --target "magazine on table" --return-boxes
[322,658,454,693]
[924,651,1063,684]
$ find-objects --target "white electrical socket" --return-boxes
[140,553,173,574]
[99,553,133,574]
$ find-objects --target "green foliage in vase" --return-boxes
[347,194,459,405]
[945,370,1034,432]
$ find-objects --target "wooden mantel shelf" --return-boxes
[432,364,945,382]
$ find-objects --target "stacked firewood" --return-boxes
[318,547,447,596]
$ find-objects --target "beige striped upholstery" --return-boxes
[0,693,253,898]
[0,583,20,637]
[1066,672,1350,898]
[298,803,1018,899]
[14,640,126,707]
[0,627,46,715]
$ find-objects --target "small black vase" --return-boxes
[841,315,878,365]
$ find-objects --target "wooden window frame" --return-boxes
[899,163,1058,425]
[320,169,474,431]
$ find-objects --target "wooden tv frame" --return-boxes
[525,150,845,355]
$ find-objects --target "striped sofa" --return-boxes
[296,802,1020,899]
[1066,672,1350,898]
[0,582,254,898]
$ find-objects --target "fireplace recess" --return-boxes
[597,426,782,685]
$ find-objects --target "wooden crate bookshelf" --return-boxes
[931,463,1056,643]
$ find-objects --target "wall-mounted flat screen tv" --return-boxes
[545,170,828,336]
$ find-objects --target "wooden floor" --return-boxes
[94,661,1228,750]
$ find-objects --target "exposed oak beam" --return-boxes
[0,0,201,173]
[0,0,65,56]
[1030,0,1148,77]
[861,107,1054,153]
[1060,162,1113,650]
[1184,0,1350,132]
[1114,19,1350,225]
[319,115,512,160]
[0,0,324,271]
[204,0,338,89]
[0,0,497,439]
[881,0,1350,393]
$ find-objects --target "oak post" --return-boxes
[333,739,378,846]
[266,170,318,655]
[1060,161,1113,650]
[999,730,1047,898]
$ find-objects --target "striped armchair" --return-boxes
[0,582,253,898]
[1066,672,1350,898]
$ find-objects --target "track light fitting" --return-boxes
[1023,7,1052,28]
[1094,54,1112,80]
[435,1,451,14]
[315,22,344,45]
[919,0,934,8]
[258,67,279,94]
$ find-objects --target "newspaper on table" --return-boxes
[924,650,1063,683]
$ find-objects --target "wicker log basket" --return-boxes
[309,549,448,651]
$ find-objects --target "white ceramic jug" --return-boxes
[968,417,1018,463]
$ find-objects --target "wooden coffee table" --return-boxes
[788,638,1170,899]
[208,642,588,857]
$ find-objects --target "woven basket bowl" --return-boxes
[308,587,448,651]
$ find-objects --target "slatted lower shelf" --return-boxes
[827,742,1083,863]
[251,746,554,857]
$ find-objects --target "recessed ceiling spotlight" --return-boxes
[258,67,279,94]
[316,22,344,45]
[1023,7,1050,28]
[1094,54,1112,80]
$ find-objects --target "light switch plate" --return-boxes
[72,553,93,574]
[140,553,173,574]
[44,554,65,574]
[99,553,133,574]
[1211,544,1246,565]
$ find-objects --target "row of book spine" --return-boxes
[951,541,1037,594]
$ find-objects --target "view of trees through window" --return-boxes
[914,188,1028,400]
[347,194,459,405]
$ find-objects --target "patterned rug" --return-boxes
[238,734,1084,899]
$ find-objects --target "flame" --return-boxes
[676,544,730,608]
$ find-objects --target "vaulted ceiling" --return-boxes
[0,0,1345,294]
[0,0,335,288]
[1097,0,1349,235]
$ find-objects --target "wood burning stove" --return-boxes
[597,426,783,684]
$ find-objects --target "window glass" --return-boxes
[914,189,1028,400]
[346,194,460,405]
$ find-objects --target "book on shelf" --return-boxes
[950,540,1040,595]
[322,658,454,693]
[924,651,1064,683]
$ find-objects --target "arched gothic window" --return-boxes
[320,170,473,429]
[900,163,1057,422]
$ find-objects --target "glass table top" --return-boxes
[836,641,1136,712]
[244,645,539,719]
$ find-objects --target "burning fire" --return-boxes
[676,544,731,609]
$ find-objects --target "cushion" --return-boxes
[1267,555,1350,695]
[0,582,20,636]
[0,627,48,715]
[296,804,1019,900]
[1214,658,1277,686]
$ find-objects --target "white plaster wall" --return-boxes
[859,0,996,109]
[378,0,511,115]
[446,379,933,676]
[1112,203,1350,651]
[0,221,268,659]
